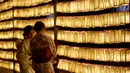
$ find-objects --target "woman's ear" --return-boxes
[30,33,33,38]
[30,30,36,38]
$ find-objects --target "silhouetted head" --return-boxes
[23,25,36,39]
[34,21,46,33]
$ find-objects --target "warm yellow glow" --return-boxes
[58,30,130,43]
[0,31,13,39]
[0,10,13,21]
[0,0,51,11]
[14,52,17,60]
[0,3,129,22]
[0,30,54,39]
[57,59,130,73]
[0,41,14,49]
[44,31,54,40]
[0,31,23,39]
[15,63,20,72]
[0,21,13,29]
[13,31,24,39]
[13,0,51,7]
[126,50,130,61]
[0,0,12,11]
[0,5,53,21]
[14,18,54,29]
[57,0,129,13]
[56,12,130,28]
[0,18,54,30]
[14,4,53,18]
[0,0,129,73]
[0,31,54,46]
[57,45,129,62]
[0,60,14,70]
[0,60,19,71]
[0,51,13,59]
[0,30,53,48]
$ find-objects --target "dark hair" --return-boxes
[34,21,45,32]
[23,25,33,37]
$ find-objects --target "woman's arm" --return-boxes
[16,40,30,69]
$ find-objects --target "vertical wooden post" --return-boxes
[53,0,58,49]
[53,0,59,73]
[12,8,15,73]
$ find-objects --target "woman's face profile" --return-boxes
[31,30,36,38]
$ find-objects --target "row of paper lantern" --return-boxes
[1,30,130,44]
[0,60,14,70]
[2,42,129,62]
[0,31,54,49]
[0,51,17,60]
[14,4,53,18]
[0,0,51,11]
[57,0,129,13]
[56,12,130,28]
[0,41,15,49]
[0,12,129,29]
[0,47,129,72]
[0,5,53,21]
[13,18,54,28]
[0,4,129,21]
[0,21,13,29]
[0,30,54,39]
[57,45,130,62]
[0,0,129,12]
[57,59,130,73]
[0,18,54,29]
[0,10,13,21]
[57,30,130,43]
[0,31,23,39]
[0,60,20,72]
